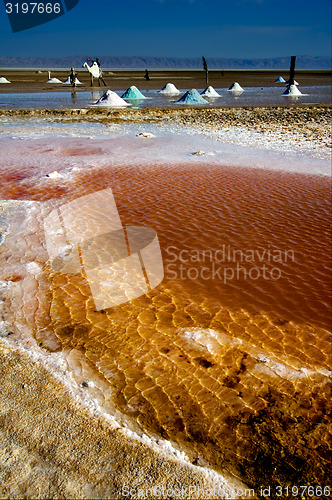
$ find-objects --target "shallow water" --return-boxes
[0,85,331,109]
[0,124,331,491]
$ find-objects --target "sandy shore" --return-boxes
[0,338,253,500]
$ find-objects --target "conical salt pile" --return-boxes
[121,86,147,99]
[286,80,299,86]
[47,78,62,84]
[94,90,130,107]
[63,77,82,85]
[176,89,208,104]
[0,77,10,84]
[228,82,244,91]
[201,86,220,97]
[159,83,180,95]
[282,85,303,96]
[275,76,286,83]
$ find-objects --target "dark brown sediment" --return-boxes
[1,155,331,496]
[0,69,331,93]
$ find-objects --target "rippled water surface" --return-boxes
[1,126,331,491]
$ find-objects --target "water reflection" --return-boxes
[0,86,330,110]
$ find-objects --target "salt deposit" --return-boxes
[121,86,147,100]
[136,132,155,138]
[176,89,208,105]
[93,90,130,107]
[274,76,286,83]
[0,77,10,84]
[283,84,303,96]
[159,83,181,95]
[47,78,63,84]
[228,82,244,92]
[201,86,221,97]
[45,171,62,179]
[47,72,62,84]
[63,77,82,85]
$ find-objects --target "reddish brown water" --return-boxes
[1,156,331,491]
[2,160,331,329]
[46,161,331,332]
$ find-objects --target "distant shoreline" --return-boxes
[0,69,331,95]
[1,67,332,72]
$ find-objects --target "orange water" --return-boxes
[1,158,331,490]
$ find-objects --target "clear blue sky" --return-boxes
[0,0,331,58]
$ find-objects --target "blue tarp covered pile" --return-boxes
[176,89,208,104]
[275,76,286,83]
[121,86,147,99]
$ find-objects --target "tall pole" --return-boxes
[289,55,296,85]
[202,56,208,84]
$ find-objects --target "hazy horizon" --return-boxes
[1,54,331,71]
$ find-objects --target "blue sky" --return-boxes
[0,0,331,58]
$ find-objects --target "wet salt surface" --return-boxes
[0,85,331,109]
[0,116,331,492]
[0,119,330,176]
[1,159,331,491]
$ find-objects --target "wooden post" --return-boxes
[289,55,296,85]
[202,56,208,84]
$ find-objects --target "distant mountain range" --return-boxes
[0,55,331,70]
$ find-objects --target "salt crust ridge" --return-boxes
[1,335,247,497]
[182,328,332,380]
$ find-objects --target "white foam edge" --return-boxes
[0,335,250,496]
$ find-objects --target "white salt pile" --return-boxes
[201,86,220,97]
[283,85,303,96]
[45,171,62,179]
[93,90,130,107]
[136,132,155,138]
[63,77,82,85]
[47,72,62,84]
[47,78,63,84]
[0,77,10,84]
[159,83,181,95]
[228,82,244,92]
